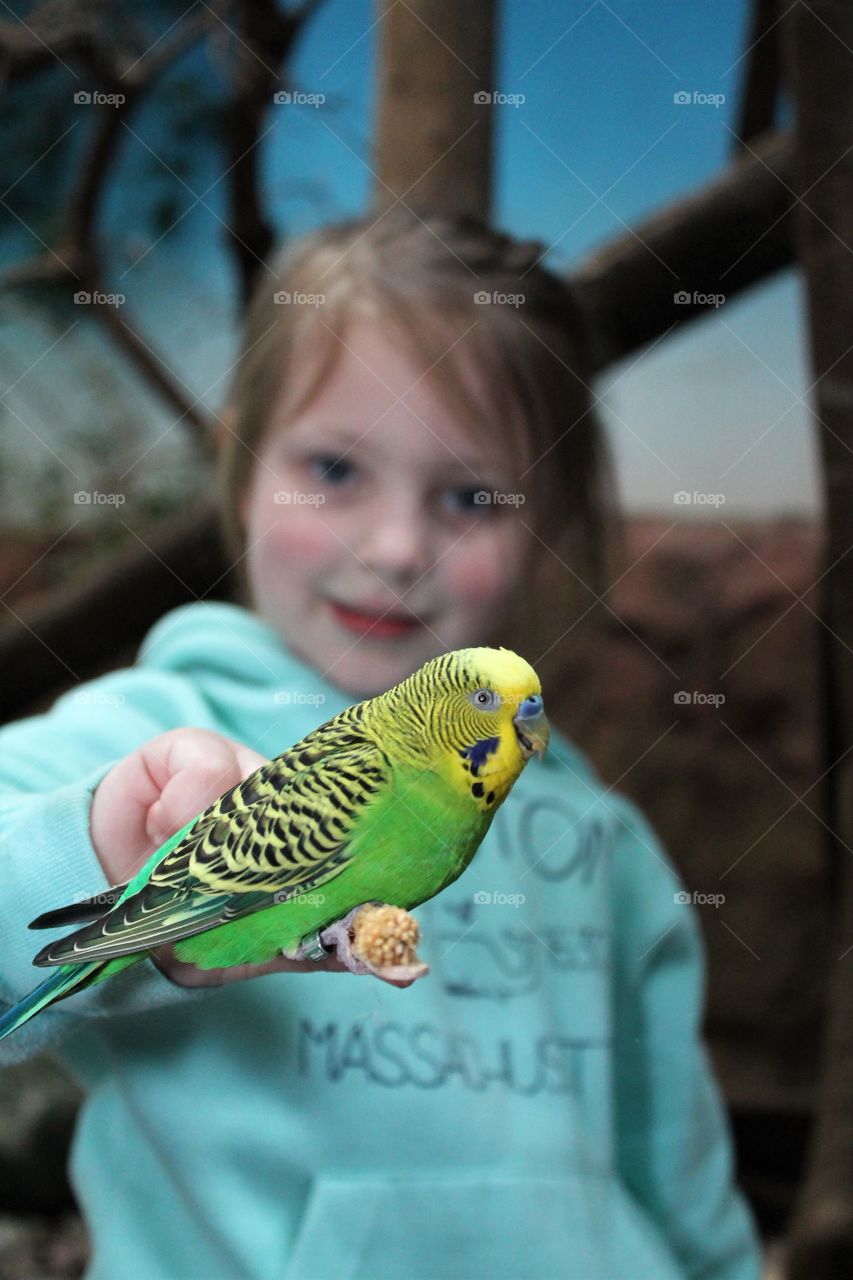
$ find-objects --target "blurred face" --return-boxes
[239,319,530,696]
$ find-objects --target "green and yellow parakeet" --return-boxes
[0,646,548,1042]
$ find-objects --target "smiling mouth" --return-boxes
[328,600,425,639]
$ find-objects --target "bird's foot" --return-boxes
[297,903,429,982]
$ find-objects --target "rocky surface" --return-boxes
[556,516,827,1113]
[0,1215,87,1280]
[0,1058,82,1216]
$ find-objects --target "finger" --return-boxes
[148,754,241,846]
[234,954,352,979]
[238,954,414,987]
[233,742,270,780]
[150,737,266,841]
[152,945,350,988]
[156,948,415,989]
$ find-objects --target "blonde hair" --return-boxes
[218,208,623,709]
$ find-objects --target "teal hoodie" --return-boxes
[0,602,762,1280]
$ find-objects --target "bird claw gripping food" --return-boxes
[297,902,430,983]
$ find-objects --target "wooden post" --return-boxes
[373,0,495,219]
[783,3,853,1275]
[734,0,781,151]
[572,130,795,371]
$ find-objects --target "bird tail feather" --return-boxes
[28,886,129,930]
[0,963,101,1042]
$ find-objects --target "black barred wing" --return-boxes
[199,701,372,817]
[147,700,381,893]
[33,712,391,966]
[151,740,388,895]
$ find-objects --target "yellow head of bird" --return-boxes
[377,646,550,790]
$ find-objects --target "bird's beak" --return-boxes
[513,696,550,761]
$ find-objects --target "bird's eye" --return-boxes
[469,688,499,711]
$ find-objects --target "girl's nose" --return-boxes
[356,501,431,581]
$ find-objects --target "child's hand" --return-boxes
[89,728,413,988]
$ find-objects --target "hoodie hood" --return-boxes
[135,601,354,749]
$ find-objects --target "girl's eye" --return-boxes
[308,455,355,485]
[443,486,491,515]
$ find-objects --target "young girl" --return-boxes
[0,209,762,1279]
